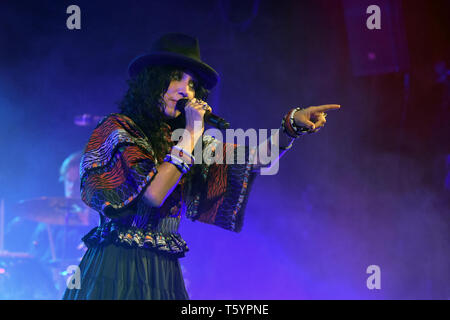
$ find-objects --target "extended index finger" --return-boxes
[310,104,341,112]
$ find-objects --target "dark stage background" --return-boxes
[0,0,448,299]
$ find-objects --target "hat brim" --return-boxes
[128,52,219,90]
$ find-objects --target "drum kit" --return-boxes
[0,196,96,299]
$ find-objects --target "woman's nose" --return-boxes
[176,82,192,98]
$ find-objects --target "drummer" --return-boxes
[29,151,97,261]
[58,150,98,249]
[2,151,97,298]
[3,152,96,263]
[58,151,99,252]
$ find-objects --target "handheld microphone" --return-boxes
[175,98,230,129]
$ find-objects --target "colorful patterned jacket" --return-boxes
[79,113,257,257]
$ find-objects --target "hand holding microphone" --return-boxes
[176,98,230,130]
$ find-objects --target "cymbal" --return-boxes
[14,197,92,226]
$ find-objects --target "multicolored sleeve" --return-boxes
[80,114,157,218]
[185,136,258,232]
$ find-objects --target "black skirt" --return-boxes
[62,243,189,300]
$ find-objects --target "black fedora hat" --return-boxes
[128,33,219,89]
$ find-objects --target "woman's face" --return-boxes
[161,72,196,118]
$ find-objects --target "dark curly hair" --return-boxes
[117,65,210,194]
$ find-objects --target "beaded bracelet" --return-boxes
[281,107,312,138]
[163,154,192,174]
